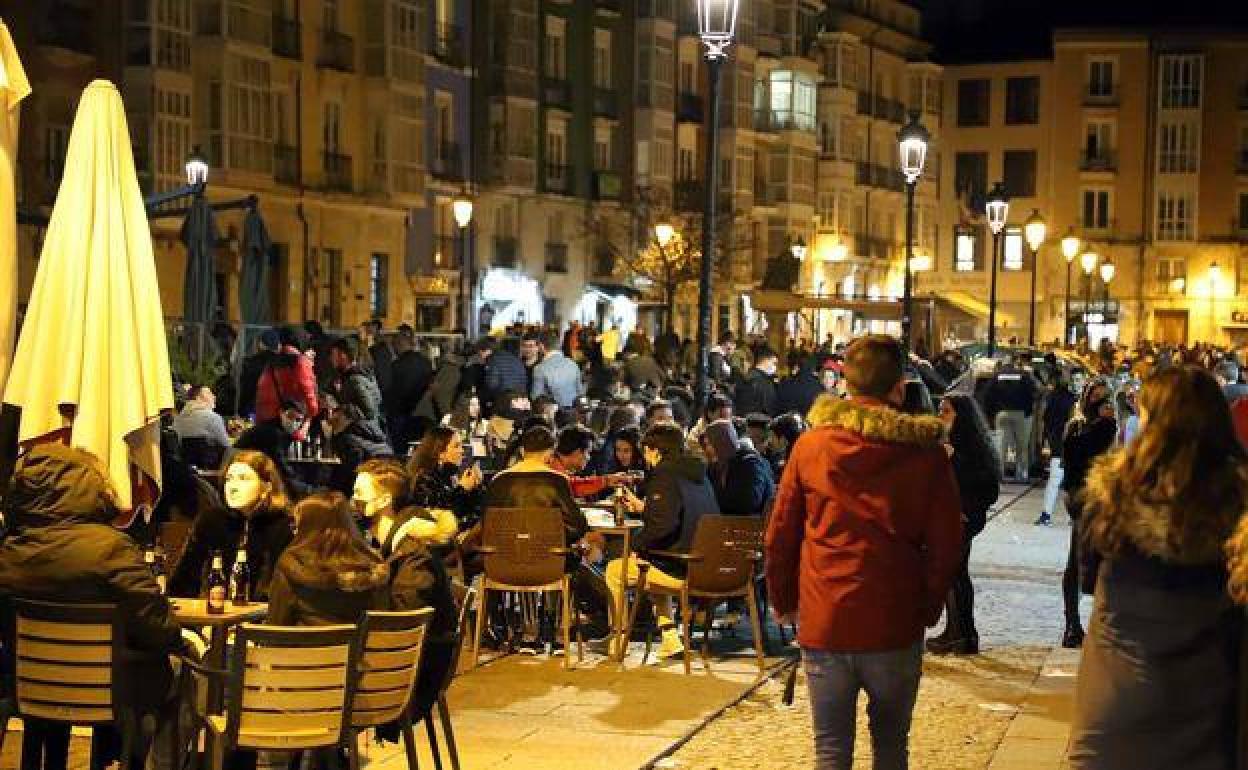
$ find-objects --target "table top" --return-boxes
[171,598,268,626]
[587,518,644,532]
[288,457,342,465]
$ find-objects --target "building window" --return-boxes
[953,226,984,272]
[322,0,338,32]
[1082,189,1111,230]
[226,54,273,173]
[155,90,192,190]
[323,100,341,154]
[593,125,612,170]
[956,79,990,127]
[1157,192,1194,241]
[544,16,566,80]
[768,70,817,132]
[1159,120,1198,173]
[1087,58,1115,99]
[677,145,695,180]
[1004,77,1040,125]
[593,28,611,89]
[1157,256,1187,290]
[1239,193,1248,232]
[369,253,389,318]
[545,116,567,171]
[1003,150,1037,198]
[954,151,987,201]
[1085,120,1114,164]
[1160,55,1202,109]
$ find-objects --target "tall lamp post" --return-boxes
[985,182,1010,356]
[654,221,675,332]
[1099,258,1115,345]
[452,191,474,334]
[1060,229,1081,346]
[1080,250,1098,345]
[1023,209,1046,347]
[898,113,930,352]
[693,0,739,409]
[1210,261,1222,341]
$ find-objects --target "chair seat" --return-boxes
[205,716,339,750]
[481,578,565,593]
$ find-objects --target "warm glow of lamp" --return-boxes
[828,239,848,262]
[790,236,808,261]
[654,222,675,248]
[1023,209,1047,252]
[955,228,975,272]
[985,182,1009,235]
[1210,262,1223,283]
[1081,251,1098,275]
[695,0,740,58]
[897,113,930,185]
[1003,227,1024,271]
[1170,277,1186,294]
[452,195,474,228]
[909,254,933,272]
[1099,260,1116,284]
[1061,229,1080,263]
[185,146,209,186]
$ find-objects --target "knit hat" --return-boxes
[259,328,281,350]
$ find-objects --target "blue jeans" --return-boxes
[803,642,923,770]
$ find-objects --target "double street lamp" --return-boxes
[1023,210,1046,347]
[985,182,1010,356]
[898,113,930,352]
[693,0,739,409]
[1060,229,1081,345]
[1080,250,1098,343]
[452,190,474,334]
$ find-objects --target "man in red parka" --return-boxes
[765,334,963,770]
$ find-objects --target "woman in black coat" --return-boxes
[1060,378,1118,647]
[406,426,484,530]
[927,394,1000,655]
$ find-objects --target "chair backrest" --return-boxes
[13,600,118,725]
[181,437,226,470]
[685,515,765,595]
[480,507,568,588]
[441,583,477,693]
[224,624,360,750]
[351,609,434,728]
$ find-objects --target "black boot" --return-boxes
[1061,622,1085,649]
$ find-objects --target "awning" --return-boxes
[588,282,643,299]
[935,291,1014,326]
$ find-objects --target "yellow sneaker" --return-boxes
[657,629,685,660]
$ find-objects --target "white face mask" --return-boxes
[352,472,393,519]
[224,462,267,512]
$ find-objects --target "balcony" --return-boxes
[197,1,271,46]
[637,0,675,18]
[274,144,299,185]
[545,242,569,273]
[853,235,897,260]
[1083,89,1119,107]
[322,152,353,193]
[675,178,703,212]
[433,23,466,68]
[857,92,905,123]
[39,2,92,55]
[1080,150,1117,172]
[677,8,699,35]
[542,78,572,109]
[543,164,572,195]
[593,170,621,200]
[753,178,775,206]
[752,110,779,133]
[593,88,618,118]
[272,15,300,58]
[1239,89,1248,111]
[1238,150,1248,175]
[856,162,905,192]
[492,68,538,101]
[493,237,518,268]
[431,143,464,182]
[318,30,355,72]
[678,92,704,123]
[433,235,463,270]
[595,0,622,14]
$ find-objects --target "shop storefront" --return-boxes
[478,267,544,332]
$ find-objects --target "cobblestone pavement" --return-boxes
[659,483,1087,770]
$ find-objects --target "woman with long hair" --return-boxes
[267,491,389,626]
[1059,377,1117,647]
[407,425,485,530]
[1069,366,1245,770]
[927,393,1000,655]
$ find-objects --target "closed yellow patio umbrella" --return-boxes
[0,19,29,394]
[3,80,173,522]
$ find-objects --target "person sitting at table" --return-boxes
[169,450,294,602]
[172,385,231,464]
[231,399,313,498]
[548,425,631,501]
[407,425,485,531]
[351,460,458,739]
[606,423,718,660]
[600,425,646,476]
[267,491,390,626]
[0,444,188,770]
[699,419,775,517]
[484,426,610,642]
[324,396,393,495]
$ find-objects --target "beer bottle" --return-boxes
[613,486,626,527]
[206,552,227,614]
[229,547,250,606]
[145,547,167,594]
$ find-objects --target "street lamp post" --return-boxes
[654,222,675,332]
[1210,262,1222,342]
[985,182,1010,356]
[1060,229,1080,346]
[453,191,474,335]
[898,113,930,353]
[694,0,739,409]
[1080,250,1098,345]
[1023,209,1046,347]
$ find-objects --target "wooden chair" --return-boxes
[420,582,476,770]
[348,609,434,770]
[471,508,583,670]
[3,600,153,770]
[627,515,768,675]
[195,623,361,770]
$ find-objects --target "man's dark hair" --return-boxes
[755,347,778,364]
[705,393,732,417]
[277,325,303,350]
[522,330,542,345]
[844,335,905,399]
[556,425,595,456]
[478,336,498,353]
[520,425,556,454]
[543,330,561,351]
[187,385,209,401]
[718,330,735,346]
[364,319,383,334]
[303,320,326,340]
[330,336,360,361]
[278,399,307,416]
[642,423,684,458]
[645,399,672,420]
[501,336,521,355]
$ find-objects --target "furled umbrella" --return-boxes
[3,80,173,524]
[239,202,272,325]
[180,188,218,328]
[0,19,30,394]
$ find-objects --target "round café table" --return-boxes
[171,598,267,712]
[585,510,644,663]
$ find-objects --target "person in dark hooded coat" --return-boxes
[700,419,774,517]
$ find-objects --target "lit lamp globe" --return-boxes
[897,113,930,185]
[985,182,1010,235]
[1210,262,1223,283]
[1023,209,1047,252]
[654,222,675,248]
[790,236,807,261]
[452,195,474,229]
[1081,251,1098,275]
[1099,260,1116,284]
[696,0,740,57]
[1061,229,1081,264]
[185,147,209,186]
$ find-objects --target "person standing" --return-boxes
[255,326,319,434]
[766,335,963,770]
[926,394,1000,655]
[983,354,1040,483]
[775,359,823,417]
[734,347,779,417]
[386,329,434,451]
[531,330,583,408]
[237,328,279,418]
[1036,373,1078,527]
[330,336,387,437]
[597,322,621,363]
[1071,366,1245,770]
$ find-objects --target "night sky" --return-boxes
[911,0,1248,63]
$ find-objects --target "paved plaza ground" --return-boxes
[0,485,1084,770]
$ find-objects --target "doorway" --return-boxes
[1153,309,1189,345]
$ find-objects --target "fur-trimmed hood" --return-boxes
[1083,452,1245,565]
[806,394,945,447]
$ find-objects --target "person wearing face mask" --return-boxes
[1058,378,1118,648]
[232,400,313,498]
[168,450,295,602]
[734,348,780,418]
[406,425,485,531]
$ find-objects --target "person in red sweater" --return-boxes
[765,335,962,770]
[548,425,631,500]
[254,326,320,438]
